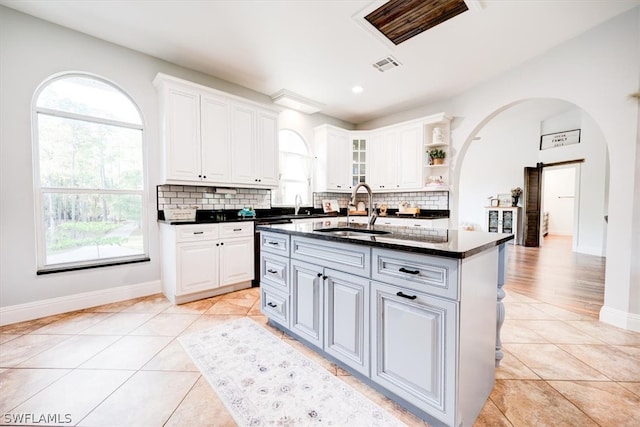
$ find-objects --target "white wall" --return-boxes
[0,6,351,312]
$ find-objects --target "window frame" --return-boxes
[273,128,312,206]
[32,72,149,273]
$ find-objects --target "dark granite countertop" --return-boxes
[157,209,449,225]
[256,220,513,259]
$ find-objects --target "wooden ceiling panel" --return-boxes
[365,0,469,45]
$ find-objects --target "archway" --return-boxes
[452,98,610,314]
[454,98,609,254]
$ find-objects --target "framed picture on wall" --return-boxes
[498,194,512,207]
[540,129,581,150]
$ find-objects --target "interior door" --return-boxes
[523,166,542,247]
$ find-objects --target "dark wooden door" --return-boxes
[523,166,542,247]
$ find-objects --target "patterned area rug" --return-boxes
[179,317,407,426]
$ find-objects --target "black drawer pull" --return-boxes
[267,269,278,274]
[267,241,279,245]
[267,302,277,308]
[233,228,242,231]
[193,231,204,235]
[396,291,417,300]
[399,267,420,275]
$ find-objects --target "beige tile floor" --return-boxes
[1,287,639,426]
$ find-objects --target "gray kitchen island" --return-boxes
[256,219,513,427]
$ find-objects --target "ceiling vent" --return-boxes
[373,56,401,72]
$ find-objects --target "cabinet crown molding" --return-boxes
[153,72,280,114]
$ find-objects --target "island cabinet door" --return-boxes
[324,269,370,377]
[371,281,457,426]
[290,260,324,349]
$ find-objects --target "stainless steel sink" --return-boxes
[315,227,391,236]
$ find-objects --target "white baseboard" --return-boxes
[599,305,640,333]
[0,280,161,326]
[575,244,605,257]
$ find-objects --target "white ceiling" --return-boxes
[2,0,638,124]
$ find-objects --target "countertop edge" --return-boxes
[257,224,514,259]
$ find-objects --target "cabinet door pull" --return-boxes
[396,291,417,300]
[322,275,328,280]
[316,273,323,278]
[267,269,277,274]
[267,302,277,308]
[399,267,420,275]
[193,231,204,235]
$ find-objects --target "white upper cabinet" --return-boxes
[256,109,279,186]
[201,94,231,183]
[230,102,256,184]
[154,73,279,188]
[368,123,423,191]
[314,125,352,192]
[368,130,396,190]
[397,124,423,189]
[160,83,202,181]
[315,113,450,193]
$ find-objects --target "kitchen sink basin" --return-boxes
[315,227,391,236]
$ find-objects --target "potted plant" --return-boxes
[429,148,446,165]
[511,187,522,206]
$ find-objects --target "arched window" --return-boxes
[273,129,312,206]
[33,73,148,272]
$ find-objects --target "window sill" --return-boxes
[37,257,150,275]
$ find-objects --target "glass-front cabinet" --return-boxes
[351,137,367,187]
[485,207,520,245]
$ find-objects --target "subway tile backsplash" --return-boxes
[313,191,449,211]
[158,185,448,212]
[157,185,271,211]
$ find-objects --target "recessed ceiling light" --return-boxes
[352,86,364,94]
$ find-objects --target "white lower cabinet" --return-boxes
[370,281,456,426]
[219,236,254,286]
[289,259,369,375]
[176,241,220,295]
[324,269,369,376]
[160,222,254,304]
[290,260,324,349]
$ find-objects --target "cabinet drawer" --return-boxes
[404,218,449,229]
[176,224,219,243]
[372,248,459,300]
[260,231,290,256]
[376,217,405,227]
[260,253,289,292]
[291,236,370,277]
[219,221,253,238]
[260,284,289,328]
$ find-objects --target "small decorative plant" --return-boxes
[511,187,522,198]
[429,149,446,165]
[511,187,522,206]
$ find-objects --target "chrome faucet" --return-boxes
[349,182,377,228]
[294,193,302,215]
